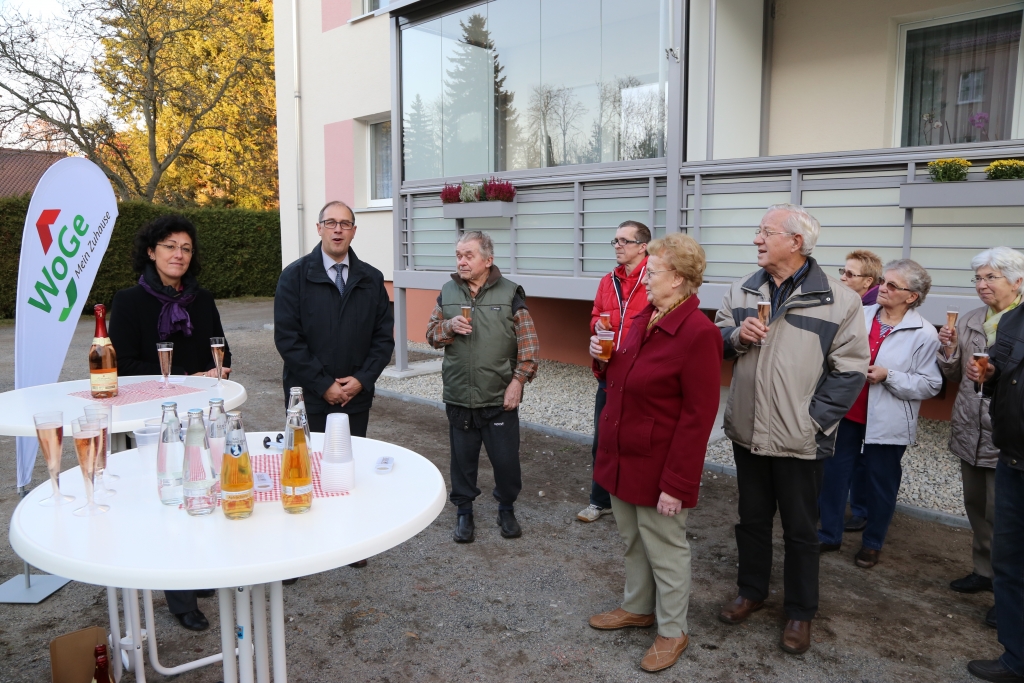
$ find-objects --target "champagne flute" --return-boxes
[84,413,116,500]
[157,342,174,388]
[945,306,960,351]
[210,337,226,386]
[84,403,118,482]
[755,301,771,347]
[72,417,110,517]
[34,411,74,506]
[974,352,990,398]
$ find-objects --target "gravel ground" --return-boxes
[383,350,969,519]
[0,299,997,683]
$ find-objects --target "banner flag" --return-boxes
[15,157,118,487]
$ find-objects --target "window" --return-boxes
[898,8,1024,147]
[370,120,392,203]
[401,0,668,181]
[364,0,388,13]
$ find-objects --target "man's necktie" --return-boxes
[334,263,346,296]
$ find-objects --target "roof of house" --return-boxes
[0,148,66,198]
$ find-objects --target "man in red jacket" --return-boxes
[577,220,651,523]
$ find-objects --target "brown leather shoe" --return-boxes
[588,607,656,630]
[855,547,880,568]
[640,634,689,672]
[718,596,764,625]
[780,619,811,654]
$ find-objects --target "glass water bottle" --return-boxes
[182,409,216,516]
[207,398,227,497]
[156,402,184,505]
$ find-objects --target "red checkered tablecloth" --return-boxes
[250,451,350,503]
[69,380,203,406]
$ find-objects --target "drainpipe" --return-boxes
[706,0,716,161]
[291,0,305,254]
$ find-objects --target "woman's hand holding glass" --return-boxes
[938,324,958,354]
[589,334,606,366]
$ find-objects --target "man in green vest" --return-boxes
[426,231,540,543]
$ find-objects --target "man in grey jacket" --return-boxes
[714,204,869,655]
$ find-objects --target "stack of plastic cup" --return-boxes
[320,413,354,493]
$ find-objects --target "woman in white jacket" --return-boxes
[818,259,942,568]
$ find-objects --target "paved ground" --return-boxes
[0,299,1003,682]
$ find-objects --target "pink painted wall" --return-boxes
[322,0,350,32]
[324,119,354,206]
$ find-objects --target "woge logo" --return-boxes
[26,208,112,321]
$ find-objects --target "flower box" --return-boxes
[899,179,1024,208]
[442,200,517,219]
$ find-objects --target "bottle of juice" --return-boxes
[182,409,216,516]
[220,411,254,520]
[281,407,312,514]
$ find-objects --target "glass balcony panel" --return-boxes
[402,19,443,181]
[441,7,494,177]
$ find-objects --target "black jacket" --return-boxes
[274,244,394,416]
[109,281,231,377]
[987,303,1024,469]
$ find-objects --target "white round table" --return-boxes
[0,375,246,437]
[9,431,447,683]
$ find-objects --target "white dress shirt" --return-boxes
[322,249,350,285]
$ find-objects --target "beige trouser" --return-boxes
[962,460,996,579]
[610,494,692,638]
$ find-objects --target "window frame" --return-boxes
[892,3,1024,148]
[367,115,394,208]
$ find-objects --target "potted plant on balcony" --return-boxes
[900,157,1024,208]
[442,177,517,219]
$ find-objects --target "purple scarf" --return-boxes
[138,273,196,340]
[861,285,879,306]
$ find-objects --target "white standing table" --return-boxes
[9,431,447,682]
[0,374,247,438]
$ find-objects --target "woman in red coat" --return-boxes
[586,233,723,673]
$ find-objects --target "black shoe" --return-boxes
[282,578,298,586]
[454,513,475,543]
[986,606,997,629]
[497,510,522,538]
[819,541,841,553]
[194,589,216,598]
[844,516,867,532]
[968,659,1024,682]
[951,572,994,594]
[174,609,209,632]
[349,560,367,568]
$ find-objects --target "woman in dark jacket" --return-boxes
[109,214,231,633]
[586,233,722,673]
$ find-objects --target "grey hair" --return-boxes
[971,247,1024,294]
[765,203,821,255]
[883,259,932,308]
[318,200,354,223]
[457,230,494,260]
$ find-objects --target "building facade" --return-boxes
[274,0,1024,392]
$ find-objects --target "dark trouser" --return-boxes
[733,443,823,621]
[306,410,369,438]
[818,418,907,550]
[993,459,1024,676]
[849,457,869,519]
[165,590,197,615]
[447,405,522,513]
[589,386,611,509]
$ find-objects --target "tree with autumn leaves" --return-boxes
[0,0,277,209]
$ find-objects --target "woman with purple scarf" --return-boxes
[109,213,231,633]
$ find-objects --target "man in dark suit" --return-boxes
[274,200,394,438]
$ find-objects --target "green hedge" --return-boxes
[0,196,281,318]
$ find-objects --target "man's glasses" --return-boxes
[753,228,795,238]
[838,268,869,278]
[972,275,1007,284]
[319,219,356,231]
[610,238,643,246]
[155,243,193,256]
